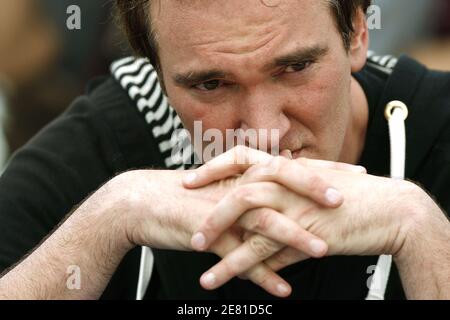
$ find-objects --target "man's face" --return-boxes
[153,0,365,162]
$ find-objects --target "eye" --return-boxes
[194,80,223,91]
[284,61,311,73]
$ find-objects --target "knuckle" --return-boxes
[249,268,271,287]
[274,250,293,267]
[275,248,301,268]
[256,181,277,194]
[234,185,257,206]
[254,209,273,232]
[201,215,217,235]
[266,156,285,175]
[306,174,326,193]
[244,163,263,178]
[249,236,278,259]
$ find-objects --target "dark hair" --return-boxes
[115,0,371,74]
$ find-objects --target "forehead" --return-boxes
[151,0,333,70]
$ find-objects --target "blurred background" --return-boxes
[0,0,131,172]
[0,0,449,170]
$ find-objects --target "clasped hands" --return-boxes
[178,146,413,297]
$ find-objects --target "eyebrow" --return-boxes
[173,45,329,87]
[174,70,229,87]
[267,45,329,71]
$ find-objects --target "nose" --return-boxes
[238,86,291,152]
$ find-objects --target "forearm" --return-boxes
[394,190,450,299]
[0,185,134,300]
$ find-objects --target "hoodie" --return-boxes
[0,54,449,299]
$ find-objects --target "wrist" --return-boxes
[384,180,427,258]
[390,181,441,261]
[2,184,136,300]
[389,183,450,299]
[75,176,138,255]
[103,170,163,249]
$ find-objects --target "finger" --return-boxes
[183,146,273,188]
[241,156,344,208]
[297,157,367,174]
[202,230,320,293]
[239,263,292,297]
[202,206,328,292]
[211,232,292,297]
[191,182,287,251]
[185,148,292,188]
[236,208,328,258]
[265,247,310,272]
[239,231,255,279]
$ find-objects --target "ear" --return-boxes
[349,8,369,73]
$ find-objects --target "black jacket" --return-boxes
[0,55,449,299]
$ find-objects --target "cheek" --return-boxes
[285,62,351,160]
[289,63,350,132]
[167,87,237,134]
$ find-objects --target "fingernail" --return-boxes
[350,165,367,173]
[325,188,343,205]
[202,273,216,288]
[310,239,327,255]
[184,172,197,185]
[191,232,207,250]
[277,283,290,295]
[357,166,367,173]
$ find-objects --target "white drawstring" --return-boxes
[136,247,154,300]
[366,101,409,300]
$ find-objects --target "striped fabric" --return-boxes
[111,57,197,170]
[367,50,398,74]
